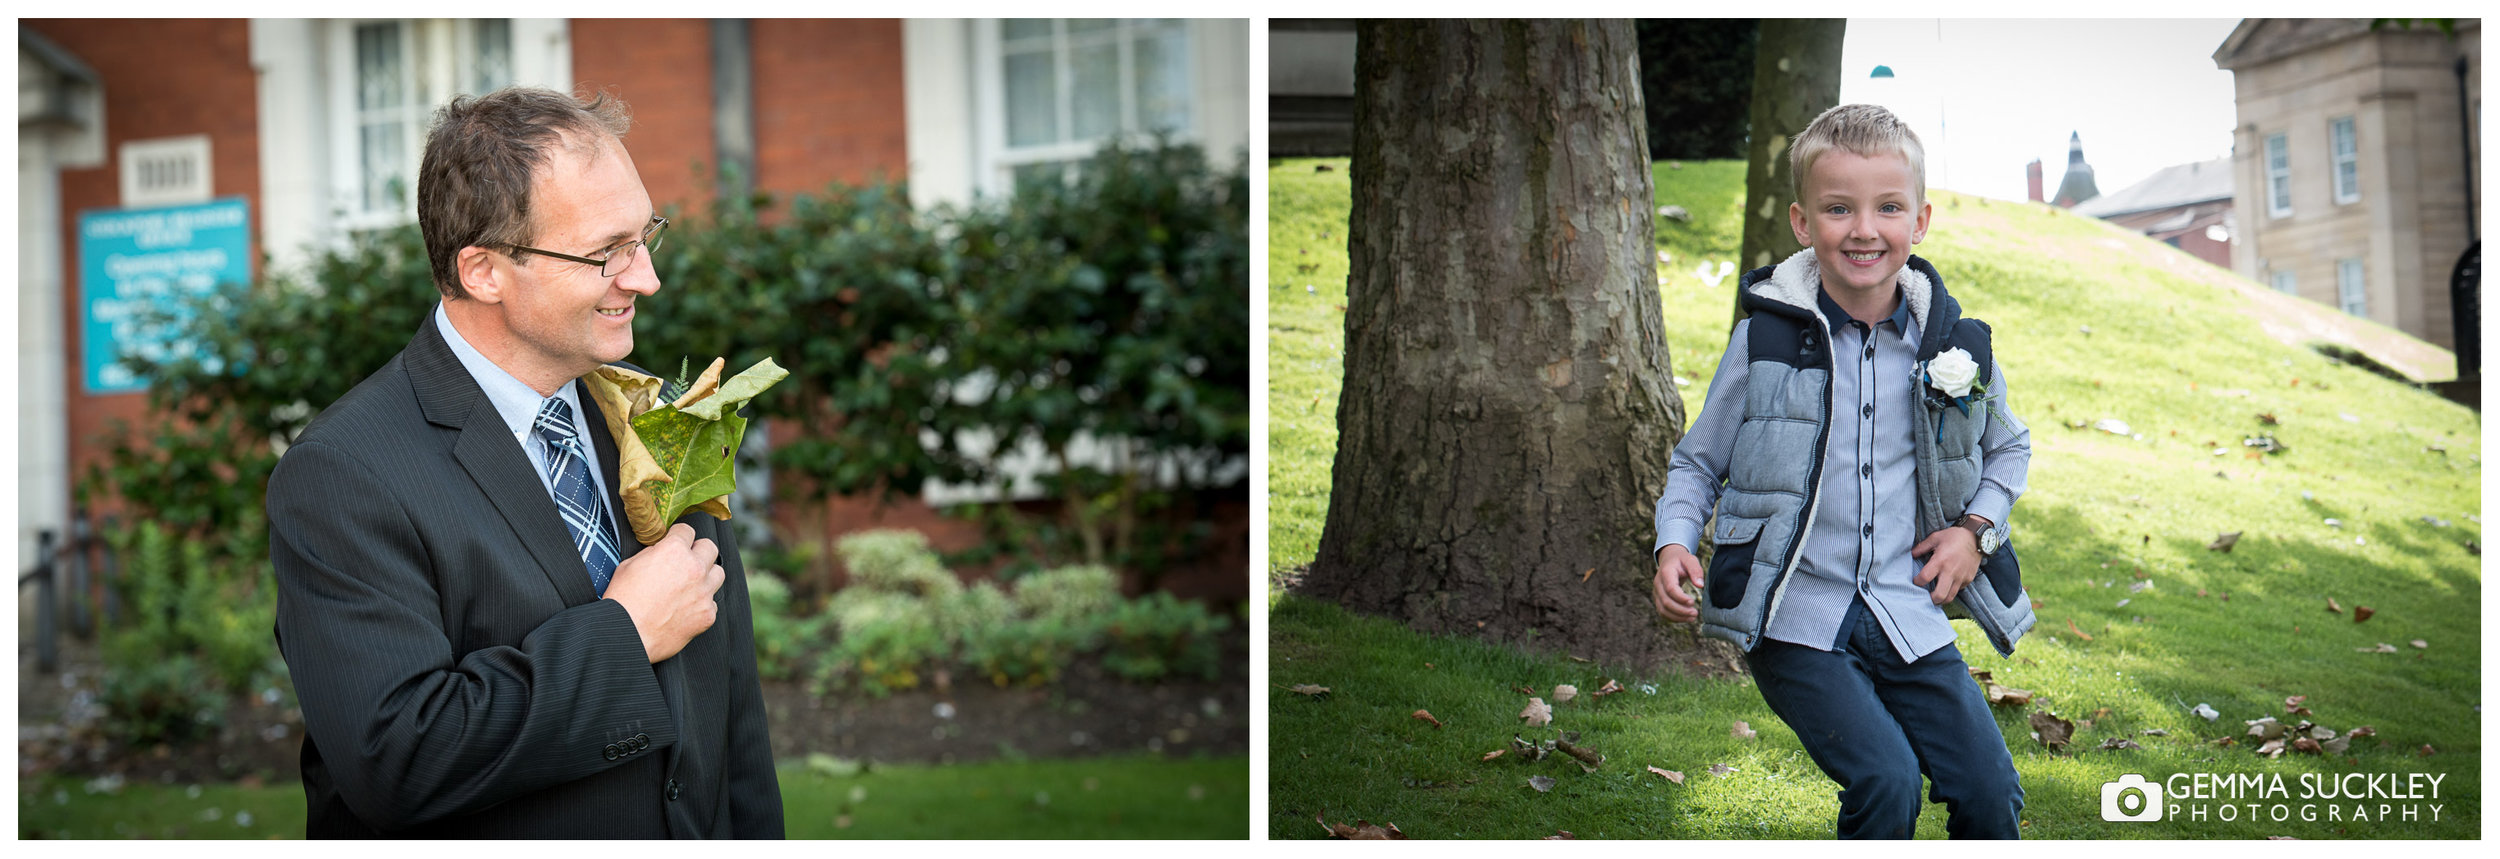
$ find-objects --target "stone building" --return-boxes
[2213,18,2481,358]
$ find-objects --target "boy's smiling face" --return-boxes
[1790,149,1931,304]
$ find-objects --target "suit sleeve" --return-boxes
[269,439,675,831]
[708,523,787,837]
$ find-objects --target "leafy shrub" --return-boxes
[744,571,828,682]
[97,520,282,745]
[935,581,1016,648]
[1100,591,1233,682]
[959,616,1098,688]
[833,530,960,599]
[1012,564,1122,624]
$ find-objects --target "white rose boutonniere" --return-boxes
[1925,347,1982,400]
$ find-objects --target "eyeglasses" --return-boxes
[507,215,668,277]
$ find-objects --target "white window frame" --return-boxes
[119,135,214,208]
[2336,258,2367,317]
[2330,116,2360,205]
[2264,131,2293,218]
[2271,269,2297,296]
[970,18,1199,198]
[322,19,530,233]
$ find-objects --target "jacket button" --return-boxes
[603,744,620,762]
[1861,403,1874,418]
[1861,463,1873,478]
[667,780,681,802]
[1864,345,1875,359]
[635,732,650,750]
[1862,524,1874,537]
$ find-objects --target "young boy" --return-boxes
[1650,104,2035,839]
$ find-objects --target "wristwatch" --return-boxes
[1958,515,2003,557]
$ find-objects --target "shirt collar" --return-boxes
[434,302,584,441]
[1815,286,1915,337]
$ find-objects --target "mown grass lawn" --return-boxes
[18,753,1248,839]
[1266,157,2480,839]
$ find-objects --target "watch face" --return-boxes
[1979,529,2002,555]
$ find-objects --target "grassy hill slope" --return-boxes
[1266,157,2479,839]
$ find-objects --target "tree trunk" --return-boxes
[1301,20,1690,670]
[1734,18,1845,328]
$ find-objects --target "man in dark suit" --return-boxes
[268,87,783,838]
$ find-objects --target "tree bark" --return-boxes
[1734,18,1846,328]
[1301,20,1690,670]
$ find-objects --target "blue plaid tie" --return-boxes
[535,397,622,596]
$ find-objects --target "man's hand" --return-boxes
[1652,545,1706,623]
[605,523,724,663]
[1911,524,1982,606]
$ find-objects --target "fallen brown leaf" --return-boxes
[2142,728,2169,736]
[1288,684,1331,699]
[1513,686,1536,696]
[2283,695,2308,714]
[2353,606,2375,623]
[2066,618,2095,641]
[1708,763,1736,777]
[1317,813,1408,840]
[1647,765,1685,784]
[2348,726,2377,739]
[2418,744,2437,757]
[2208,532,2242,552]
[1520,697,1553,727]
[2212,736,2237,747]
[1528,775,1556,792]
[1481,750,1505,762]
[1553,684,1579,703]
[2325,597,2342,614]
[1591,678,1624,698]
[1731,720,1757,740]
[2100,737,2141,751]
[2410,640,2428,649]
[2029,711,2075,750]
[2292,737,2322,755]
[2257,738,2287,758]
[1985,682,2034,707]
[1412,709,1444,729]
[1580,567,1594,583]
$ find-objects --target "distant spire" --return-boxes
[2054,131,2100,208]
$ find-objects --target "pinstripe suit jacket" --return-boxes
[268,313,783,838]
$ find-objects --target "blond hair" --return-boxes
[1788,103,1926,206]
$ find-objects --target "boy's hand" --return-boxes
[1652,545,1705,623]
[1911,526,1981,605]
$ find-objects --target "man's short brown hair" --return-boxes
[1789,103,1926,207]
[417,86,633,299]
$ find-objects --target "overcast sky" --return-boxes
[1838,18,2245,203]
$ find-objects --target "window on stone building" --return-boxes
[977,18,1195,196]
[2337,258,2367,317]
[331,19,519,230]
[2264,132,2292,218]
[2330,116,2359,205]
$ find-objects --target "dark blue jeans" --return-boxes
[1745,600,2024,839]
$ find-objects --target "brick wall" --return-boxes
[27,19,261,514]
[751,19,910,192]
[570,19,718,215]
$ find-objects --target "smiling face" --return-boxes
[1789,148,1931,306]
[456,133,661,394]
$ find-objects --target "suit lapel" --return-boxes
[408,313,601,607]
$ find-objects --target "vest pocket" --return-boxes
[1706,516,1766,610]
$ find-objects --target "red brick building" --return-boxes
[17,19,1249,600]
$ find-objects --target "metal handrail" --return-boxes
[17,509,115,675]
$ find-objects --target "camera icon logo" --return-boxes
[2101,773,2165,822]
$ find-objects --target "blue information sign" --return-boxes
[79,197,252,394]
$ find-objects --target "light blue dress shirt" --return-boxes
[433,302,617,510]
[1655,286,2029,663]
